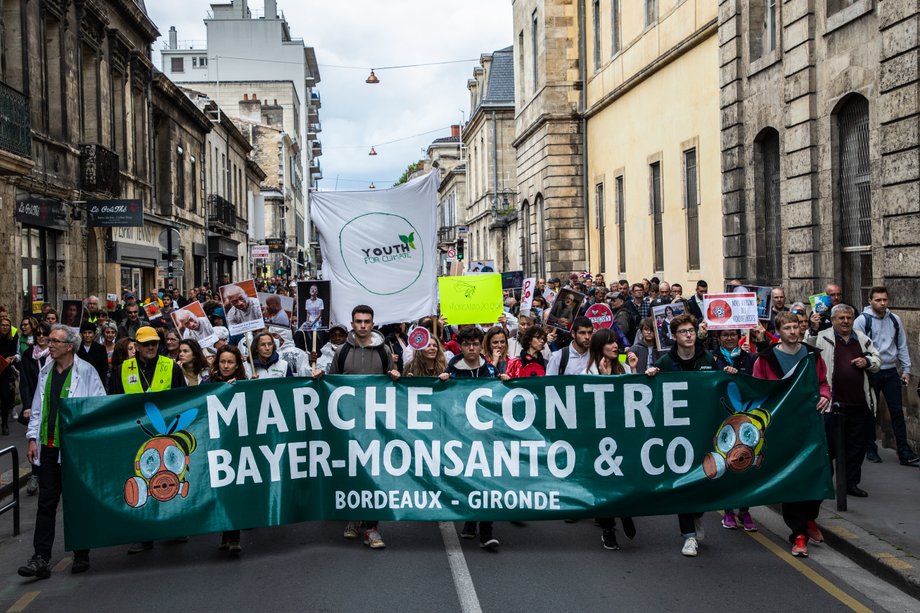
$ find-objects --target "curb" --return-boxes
[816,504,920,601]
[0,463,32,500]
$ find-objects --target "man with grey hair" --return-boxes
[18,325,105,579]
[806,303,881,497]
[84,296,101,325]
[223,284,263,328]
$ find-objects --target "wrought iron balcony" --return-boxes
[310,91,321,109]
[307,122,321,137]
[80,143,120,194]
[0,81,32,160]
[310,157,320,173]
[438,225,461,244]
[207,193,235,230]
[311,140,322,157]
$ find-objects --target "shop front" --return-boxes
[16,193,68,316]
[208,234,239,284]
[108,222,164,298]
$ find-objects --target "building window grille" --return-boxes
[595,182,606,273]
[616,176,626,274]
[684,149,700,271]
[836,95,872,308]
[650,162,663,272]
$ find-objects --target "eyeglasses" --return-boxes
[48,338,67,345]
[675,328,696,336]
[138,340,159,347]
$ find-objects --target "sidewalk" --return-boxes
[815,445,920,599]
[0,418,31,499]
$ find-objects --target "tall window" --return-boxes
[756,129,782,284]
[175,149,185,208]
[684,149,700,270]
[536,195,546,277]
[645,0,657,27]
[766,0,778,52]
[171,57,184,73]
[595,182,606,273]
[531,10,539,89]
[81,44,99,143]
[836,95,872,308]
[616,176,626,274]
[518,30,525,97]
[592,0,601,70]
[43,15,64,139]
[190,156,198,214]
[611,0,621,55]
[650,162,663,272]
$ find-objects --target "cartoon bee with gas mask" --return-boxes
[702,382,772,480]
[124,402,199,508]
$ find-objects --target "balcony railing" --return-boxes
[80,143,120,194]
[0,81,31,159]
[311,140,322,157]
[310,91,321,109]
[207,193,235,230]
[307,123,321,136]
[438,225,461,244]
[309,158,320,173]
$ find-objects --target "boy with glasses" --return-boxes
[645,314,717,557]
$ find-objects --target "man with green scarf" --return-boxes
[18,325,105,579]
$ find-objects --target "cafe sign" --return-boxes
[86,199,145,227]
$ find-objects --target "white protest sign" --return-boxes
[520,277,537,314]
[703,293,758,330]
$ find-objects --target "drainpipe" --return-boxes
[578,0,589,273]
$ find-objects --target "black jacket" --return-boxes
[77,342,109,384]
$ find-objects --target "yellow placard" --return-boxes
[438,274,504,325]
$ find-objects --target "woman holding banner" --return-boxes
[209,346,248,554]
[504,326,549,379]
[585,328,639,550]
[403,336,447,377]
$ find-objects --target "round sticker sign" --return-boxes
[408,326,431,350]
[585,303,614,330]
[707,299,733,325]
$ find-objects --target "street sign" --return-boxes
[457,225,469,234]
[445,247,457,260]
[158,259,184,271]
[157,228,181,255]
[252,245,270,259]
[266,237,285,253]
[86,199,145,227]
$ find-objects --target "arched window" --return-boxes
[835,95,872,307]
[755,128,782,284]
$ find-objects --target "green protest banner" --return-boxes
[60,359,832,551]
[438,274,504,324]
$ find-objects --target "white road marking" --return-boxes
[439,521,483,613]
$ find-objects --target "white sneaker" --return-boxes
[694,516,705,542]
[681,537,699,557]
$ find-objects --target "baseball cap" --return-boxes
[135,326,159,343]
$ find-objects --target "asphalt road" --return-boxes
[1,489,917,613]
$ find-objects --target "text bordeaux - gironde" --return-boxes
[204,382,700,499]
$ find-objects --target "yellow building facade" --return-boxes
[584,0,721,289]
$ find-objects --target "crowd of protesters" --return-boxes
[5,271,917,579]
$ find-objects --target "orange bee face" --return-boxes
[125,435,193,508]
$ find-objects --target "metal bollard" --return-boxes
[832,403,847,512]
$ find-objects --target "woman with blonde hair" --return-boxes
[403,336,447,377]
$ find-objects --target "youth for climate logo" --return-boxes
[339,212,425,295]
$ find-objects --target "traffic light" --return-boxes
[277,267,284,276]
[456,238,464,261]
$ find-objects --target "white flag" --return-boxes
[311,172,439,325]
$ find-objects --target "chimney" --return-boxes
[450,124,460,138]
[265,0,277,19]
[243,93,248,101]
[253,93,258,100]
[168,26,178,50]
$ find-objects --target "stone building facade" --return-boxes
[584,0,723,288]
[463,46,520,273]
[512,0,585,279]
[720,0,920,446]
[0,0,159,314]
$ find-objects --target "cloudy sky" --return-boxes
[146,0,514,190]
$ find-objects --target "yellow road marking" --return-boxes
[52,558,71,573]
[876,553,914,571]
[745,529,874,613]
[7,591,39,613]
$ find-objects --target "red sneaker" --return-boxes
[791,534,809,558]
[806,520,824,543]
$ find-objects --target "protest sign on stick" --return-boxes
[438,274,504,325]
[703,293,759,331]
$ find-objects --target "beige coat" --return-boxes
[806,328,881,412]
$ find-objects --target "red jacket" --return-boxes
[752,344,831,400]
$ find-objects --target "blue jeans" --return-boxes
[867,368,914,459]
